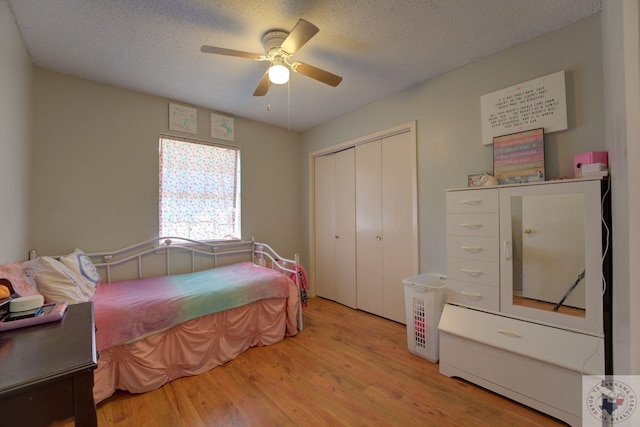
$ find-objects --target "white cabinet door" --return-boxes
[498,179,603,335]
[521,193,585,308]
[314,149,357,308]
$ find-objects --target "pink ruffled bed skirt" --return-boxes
[93,284,298,403]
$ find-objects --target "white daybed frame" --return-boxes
[85,236,303,331]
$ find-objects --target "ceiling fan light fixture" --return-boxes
[268,63,290,84]
[201,19,342,96]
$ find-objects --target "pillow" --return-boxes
[59,248,101,286]
[30,256,96,304]
[0,262,41,297]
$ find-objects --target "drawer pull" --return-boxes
[461,268,482,276]
[461,223,483,229]
[461,291,483,298]
[461,199,482,206]
[497,329,522,338]
[461,246,483,253]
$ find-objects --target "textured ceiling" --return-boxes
[8,0,601,132]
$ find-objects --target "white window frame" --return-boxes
[158,135,241,241]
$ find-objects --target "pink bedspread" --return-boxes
[91,262,293,351]
[93,280,299,403]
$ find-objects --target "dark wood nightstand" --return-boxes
[0,302,97,427]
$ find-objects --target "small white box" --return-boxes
[581,163,607,174]
[574,151,608,177]
[403,274,447,362]
[9,295,44,312]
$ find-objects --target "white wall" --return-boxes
[0,0,33,263]
[301,15,605,280]
[29,69,302,258]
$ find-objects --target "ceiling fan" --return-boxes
[201,19,342,96]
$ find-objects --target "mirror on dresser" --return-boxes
[509,192,586,315]
[499,179,604,335]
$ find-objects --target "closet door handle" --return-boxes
[497,329,522,338]
[503,240,511,260]
[376,236,382,241]
[335,235,339,239]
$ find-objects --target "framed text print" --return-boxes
[481,71,567,146]
[493,128,545,185]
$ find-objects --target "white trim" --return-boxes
[602,0,640,375]
[308,121,416,158]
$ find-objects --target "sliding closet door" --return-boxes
[334,149,357,308]
[314,149,356,308]
[355,132,418,323]
[355,140,384,315]
[315,154,337,301]
[314,121,417,323]
[381,131,418,323]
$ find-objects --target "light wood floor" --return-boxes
[514,295,584,317]
[54,297,565,426]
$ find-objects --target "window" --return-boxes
[159,136,240,240]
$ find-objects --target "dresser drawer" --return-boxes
[446,213,498,237]
[438,304,604,374]
[446,189,498,213]
[447,257,499,286]
[447,236,498,262]
[445,280,499,311]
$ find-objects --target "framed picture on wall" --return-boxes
[493,128,545,185]
[168,103,197,134]
[211,113,234,141]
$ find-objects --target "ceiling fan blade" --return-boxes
[280,19,319,54]
[291,62,343,87]
[201,45,262,60]
[253,72,270,96]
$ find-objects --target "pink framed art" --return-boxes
[493,128,545,185]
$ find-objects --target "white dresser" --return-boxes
[445,188,500,311]
[439,178,609,427]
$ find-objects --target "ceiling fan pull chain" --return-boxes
[288,80,291,131]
